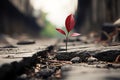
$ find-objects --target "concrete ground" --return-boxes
[0,38,120,80]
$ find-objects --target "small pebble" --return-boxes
[16,74,27,80]
[87,56,98,62]
[2,45,17,48]
[54,69,62,78]
[70,57,82,63]
[5,55,14,58]
[17,40,35,45]
[36,68,56,79]
[115,55,120,63]
[61,65,72,71]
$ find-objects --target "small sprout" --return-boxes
[56,14,80,52]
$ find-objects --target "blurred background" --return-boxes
[0,0,120,39]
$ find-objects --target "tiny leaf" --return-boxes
[71,33,80,37]
[65,14,75,32]
[56,28,66,35]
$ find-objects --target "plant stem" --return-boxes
[66,33,69,52]
[66,37,67,52]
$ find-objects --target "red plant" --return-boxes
[56,14,80,51]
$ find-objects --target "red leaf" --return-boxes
[56,28,66,35]
[65,14,75,32]
[70,33,80,37]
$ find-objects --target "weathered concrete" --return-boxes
[62,64,120,80]
[0,38,120,80]
[0,39,57,65]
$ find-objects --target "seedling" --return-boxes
[56,14,80,52]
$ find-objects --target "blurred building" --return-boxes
[75,0,120,34]
[10,0,33,16]
[0,0,42,37]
